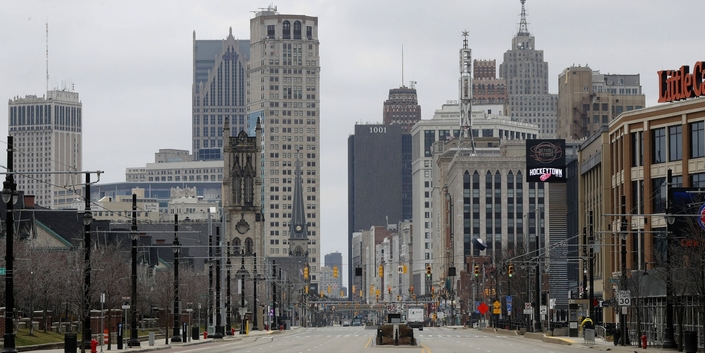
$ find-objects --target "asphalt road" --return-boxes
[162,326,625,353]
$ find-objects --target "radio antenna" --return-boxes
[46,22,49,94]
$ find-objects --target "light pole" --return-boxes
[272,261,278,329]
[619,196,627,347]
[252,253,259,330]
[171,215,182,343]
[239,249,246,334]
[2,135,18,353]
[128,194,141,347]
[81,172,93,353]
[663,170,676,348]
[225,242,232,335]
[533,209,541,333]
[212,228,224,339]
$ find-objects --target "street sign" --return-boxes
[506,303,513,313]
[549,298,556,310]
[524,302,532,310]
[506,296,512,304]
[493,300,501,309]
[478,302,489,315]
[540,305,547,315]
[0,268,7,275]
[618,290,631,306]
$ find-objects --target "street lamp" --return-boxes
[663,170,677,348]
[128,194,140,348]
[619,196,627,347]
[239,248,246,334]
[252,254,259,331]
[212,228,224,339]
[2,135,18,353]
[225,242,232,335]
[171,215,182,343]
[81,172,93,353]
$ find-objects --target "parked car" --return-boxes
[343,320,351,327]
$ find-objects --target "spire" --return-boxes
[289,150,307,240]
[518,0,530,36]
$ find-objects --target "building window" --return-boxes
[306,26,313,40]
[691,121,705,158]
[267,25,275,39]
[652,177,666,213]
[631,131,643,167]
[652,128,666,164]
[669,125,682,161]
[293,21,301,39]
[692,172,705,187]
[282,21,291,39]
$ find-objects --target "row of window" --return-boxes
[632,121,705,166]
[266,21,313,40]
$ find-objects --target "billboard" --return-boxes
[525,139,566,183]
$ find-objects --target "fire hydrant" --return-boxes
[641,334,647,349]
[90,339,98,353]
[279,324,283,331]
[203,331,208,340]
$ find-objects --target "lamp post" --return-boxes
[128,194,141,347]
[663,170,676,348]
[252,254,259,330]
[533,209,541,332]
[619,196,627,347]
[272,261,278,329]
[2,135,18,353]
[239,249,245,334]
[81,172,93,353]
[212,228,223,339]
[225,242,232,335]
[171,215,182,343]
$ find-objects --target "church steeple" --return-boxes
[289,150,308,257]
[518,0,530,36]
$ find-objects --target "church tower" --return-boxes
[222,117,265,293]
[288,151,309,258]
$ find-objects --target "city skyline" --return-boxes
[1,0,702,285]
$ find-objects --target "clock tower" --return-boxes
[288,151,309,258]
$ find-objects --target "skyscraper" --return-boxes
[247,6,321,281]
[499,0,558,138]
[382,84,421,134]
[556,65,645,140]
[192,28,250,160]
[8,90,83,208]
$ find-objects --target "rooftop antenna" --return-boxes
[518,0,530,36]
[459,30,476,154]
[46,21,49,95]
[401,44,404,88]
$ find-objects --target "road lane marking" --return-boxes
[421,343,432,353]
[364,336,372,348]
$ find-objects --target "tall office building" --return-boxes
[8,90,83,208]
[472,60,507,111]
[382,84,421,134]
[247,7,321,281]
[192,28,250,160]
[499,0,558,138]
[556,65,645,140]
[324,252,343,295]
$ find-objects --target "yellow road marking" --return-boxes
[365,336,372,348]
[421,342,432,353]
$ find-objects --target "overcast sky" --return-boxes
[1,0,701,267]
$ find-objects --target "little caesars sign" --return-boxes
[658,61,705,103]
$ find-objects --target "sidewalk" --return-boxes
[23,329,275,353]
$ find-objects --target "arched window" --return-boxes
[245,237,254,255]
[293,21,301,39]
[233,237,242,254]
[283,21,291,39]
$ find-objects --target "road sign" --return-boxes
[549,298,556,310]
[540,305,547,315]
[478,302,489,315]
[506,296,512,304]
[618,290,631,306]
[0,268,6,275]
[524,302,532,310]
[506,303,513,313]
[493,300,501,309]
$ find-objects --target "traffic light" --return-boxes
[340,290,344,297]
[378,265,384,277]
[396,294,401,301]
[409,286,414,294]
[426,265,432,277]
[320,291,324,298]
[327,285,331,294]
[333,265,339,278]
[508,265,514,278]
[303,266,309,279]
[305,286,309,294]
[474,265,480,277]
[352,285,356,295]
[388,286,391,294]
[431,286,435,295]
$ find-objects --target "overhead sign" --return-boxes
[526,139,566,183]
[658,62,705,103]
